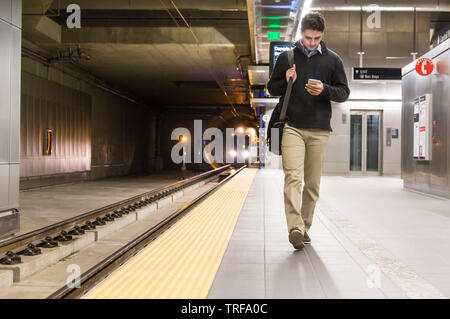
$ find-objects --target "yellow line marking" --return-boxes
[83,168,257,299]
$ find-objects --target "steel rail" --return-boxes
[48,165,247,299]
[0,165,231,255]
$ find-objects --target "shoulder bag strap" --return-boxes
[279,49,294,122]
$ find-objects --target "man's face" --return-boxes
[301,29,323,51]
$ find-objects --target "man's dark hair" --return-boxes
[301,11,325,32]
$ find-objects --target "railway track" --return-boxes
[48,164,247,299]
[0,165,232,266]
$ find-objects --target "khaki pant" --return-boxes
[281,123,330,234]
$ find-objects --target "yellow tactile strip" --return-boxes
[83,168,257,299]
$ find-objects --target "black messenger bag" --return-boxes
[267,49,295,156]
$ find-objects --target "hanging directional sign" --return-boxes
[353,68,402,80]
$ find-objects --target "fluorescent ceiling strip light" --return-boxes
[261,16,290,19]
[300,0,312,21]
[258,5,292,9]
[295,0,312,41]
[386,57,409,60]
[310,6,447,12]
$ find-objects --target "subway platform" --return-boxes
[72,168,449,299]
[209,169,450,299]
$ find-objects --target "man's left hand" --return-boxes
[305,81,324,96]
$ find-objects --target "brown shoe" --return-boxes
[303,232,311,244]
[289,228,305,250]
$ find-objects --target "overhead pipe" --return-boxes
[22,47,145,108]
[48,45,91,63]
[357,2,365,67]
[411,7,418,61]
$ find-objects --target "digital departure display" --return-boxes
[269,42,295,76]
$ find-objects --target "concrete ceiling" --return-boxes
[22,0,450,109]
[22,0,252,107]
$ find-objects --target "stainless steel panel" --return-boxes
[0,21,11,163]
[431,51,449,190]
[11,0,21,29]
[0,0,12,24]
[401,39,450,198]
[401,72,417,184]
[8,163,19,207]
[0,210,20,239]
[0,165,9,210]
[10,27,20,163]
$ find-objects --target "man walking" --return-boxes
[267,12,350,249]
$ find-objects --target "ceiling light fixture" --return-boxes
[385,57,409,60]
[295,0,312,41]
[261,16,290,20]
[268,22,281,29]
[310,6,438,12]
[259,5,292,9]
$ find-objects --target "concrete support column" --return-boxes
[0,0,22,238]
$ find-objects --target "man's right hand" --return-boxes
[286,64,297,83]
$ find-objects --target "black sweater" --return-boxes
[267,40,350,132]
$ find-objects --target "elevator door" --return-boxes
[350,111,382,175]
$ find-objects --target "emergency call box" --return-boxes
[413,94,433,161]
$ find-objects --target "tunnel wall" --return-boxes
[160,114,206,171]
[20,57,152,188]
[20,72,92,181]
[90,87,150,180]
[159,110,219,171]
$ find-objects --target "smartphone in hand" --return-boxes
[308,79,321,86]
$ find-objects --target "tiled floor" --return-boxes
[319,175,450,298]
[209,169,448,299]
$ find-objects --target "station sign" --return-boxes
[353,68,402,81]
